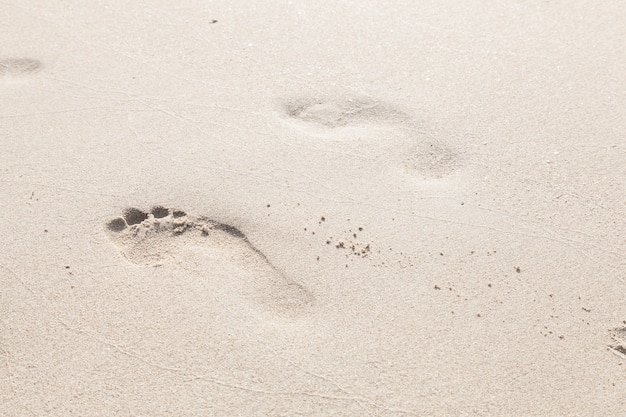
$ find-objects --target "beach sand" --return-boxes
[1,1,625,415]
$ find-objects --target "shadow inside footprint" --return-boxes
[105,206,314,318]
[213,222,246,239]
[0,58,43,77]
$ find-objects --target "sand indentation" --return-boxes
[279,96,407,129]
[0,58,43,77]
[278,94,463,178]
[105,207,314,317]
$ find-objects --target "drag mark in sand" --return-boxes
[105,206,314,318]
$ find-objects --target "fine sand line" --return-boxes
[609,326,626,358]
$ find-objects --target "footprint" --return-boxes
[609,326,626,358]
[277,94,463,178]
[105,206,314,318]
[278,95,407,130]
[0,58,43,78]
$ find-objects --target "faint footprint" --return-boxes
[0,58,43,78]
[278,95,407,130]
[277,94,462,178]
[609,326,626,358]
[105,206,314,318]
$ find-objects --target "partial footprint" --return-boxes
[278,95,407,130]
[105,206,314,318]
[0,58,43,78]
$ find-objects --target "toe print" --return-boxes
[106,217,127,232]
[123,207,149,225]
[150,206,170,218]
[105,207,314,318]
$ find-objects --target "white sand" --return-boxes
[1,1,625,415]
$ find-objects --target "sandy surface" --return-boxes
[1,1,625,415]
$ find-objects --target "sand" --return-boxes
[1,1,625,415]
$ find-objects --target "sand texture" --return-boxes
[1,1,625,416]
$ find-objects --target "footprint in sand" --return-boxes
[277,94,462,179]
[279,95,407,129]
[0,58,43,78]
[105,206,314,318]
